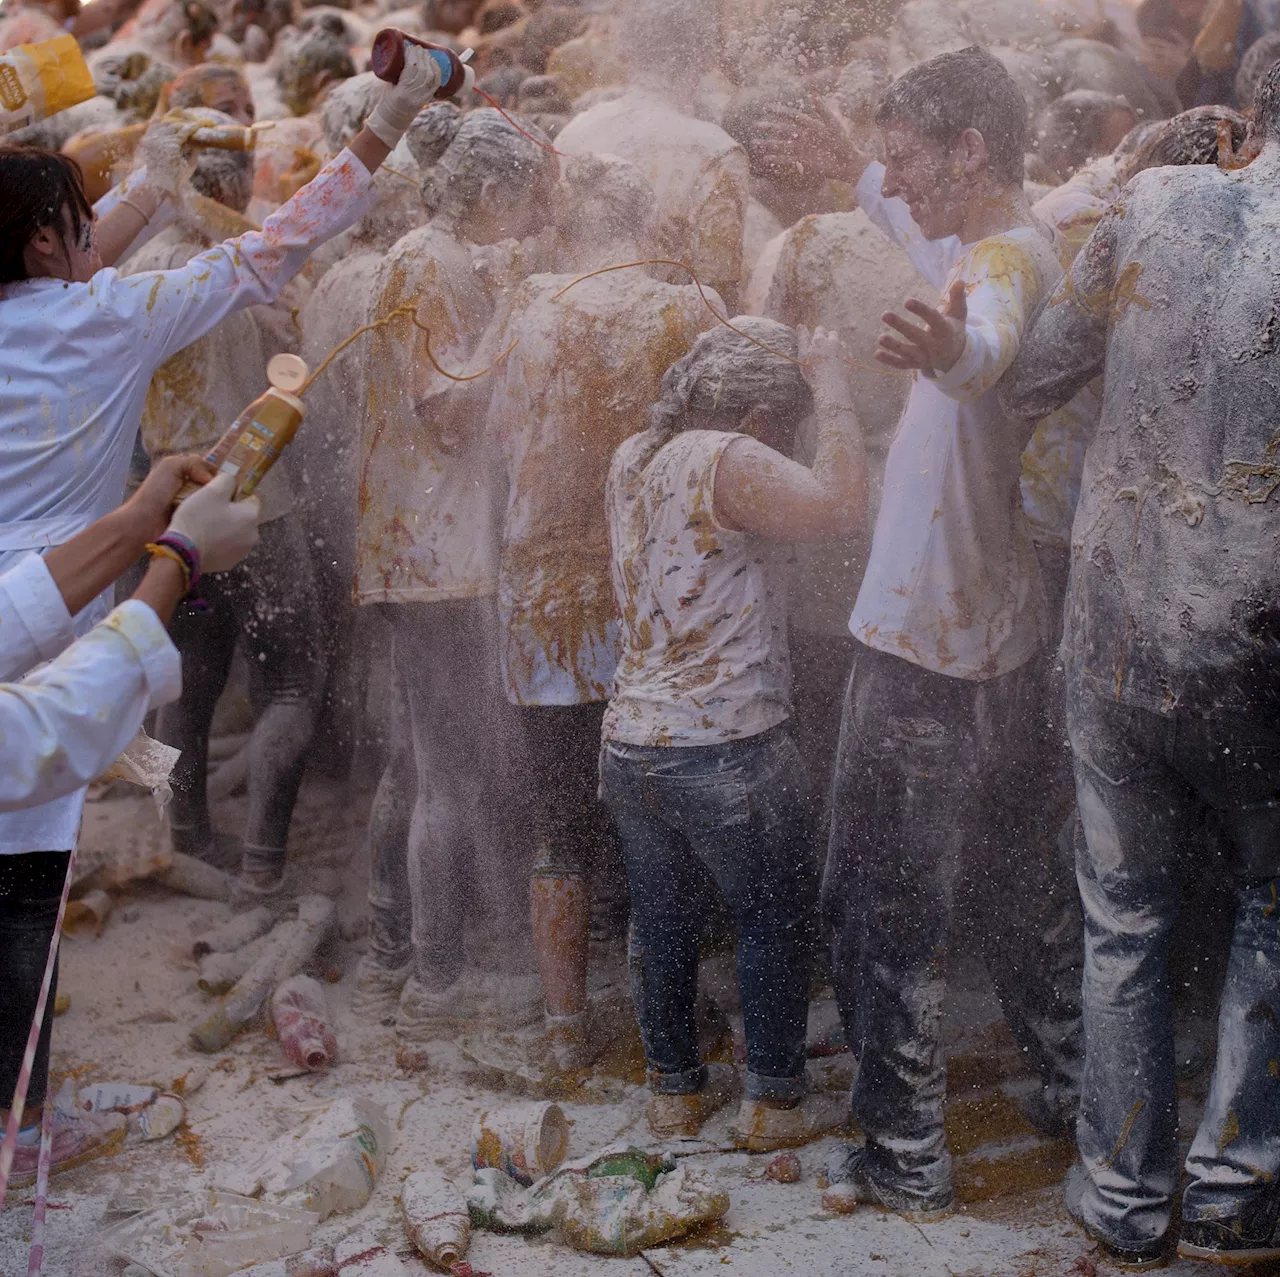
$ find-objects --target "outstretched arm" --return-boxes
[713,328,866,543]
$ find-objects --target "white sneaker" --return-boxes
[349,954,411,1024]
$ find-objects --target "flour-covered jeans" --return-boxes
[600,725,817,1102]
[824,643,1083,1203]
[1068,681,1280,1253]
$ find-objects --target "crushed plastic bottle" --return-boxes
[402,1168,470,1270]
[102,1189,318,1277]
[465,1144,729,1257]
[216,1098,391,1221]
[271,974,337,1071]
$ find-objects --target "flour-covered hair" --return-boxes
[647,319,812,445]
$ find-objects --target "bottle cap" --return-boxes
[267,353,308,393]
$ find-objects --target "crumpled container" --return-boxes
[101,1189,318,1277]
[465,1144,729,1257]
[215,1097,390,1220]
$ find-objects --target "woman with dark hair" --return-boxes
[601,320,864,1152]
[0,43,443,1189]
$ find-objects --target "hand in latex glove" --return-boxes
[126,454,217,543]
[134,113,201,197]
[167,472,261,573]
[367,44,443,147]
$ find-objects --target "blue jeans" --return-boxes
[600,725,817,1103]
[1068,681,1280,1252]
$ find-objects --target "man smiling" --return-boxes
[756,46,1082,1219]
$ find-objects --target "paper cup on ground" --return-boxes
[64,889,112,938]
[471,1102,569,1185]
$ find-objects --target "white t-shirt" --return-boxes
[850,166,1061,680]
[354,224,505,606]
[604,429,790,746]
[487,271,715,707]
[555,88,749,290]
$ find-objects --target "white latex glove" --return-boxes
[133,114,201,198]
[167,473,261,574]
[366,44,443,147]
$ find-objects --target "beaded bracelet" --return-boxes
[154,530,201,592]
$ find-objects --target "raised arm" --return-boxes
[103,48,445,368]
[1000,208,1122,423]
[713,328,866,543]
[877,234,1060,405]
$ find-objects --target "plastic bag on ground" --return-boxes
[465,1145,730,1257]
[101,1189,318,1277]
[214,1098,390,1220]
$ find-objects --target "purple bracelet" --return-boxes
[155,530,201,592]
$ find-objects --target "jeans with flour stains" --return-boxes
[1068,681,1280,1252]
[600,725,817,1102]
[824,642,1083,1204]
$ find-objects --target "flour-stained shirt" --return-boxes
[0,146,374,852]
[604,429,790,746]
[489,271,715,706]
[849,176,1061,679]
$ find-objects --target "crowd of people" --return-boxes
[0,0,1278,1268]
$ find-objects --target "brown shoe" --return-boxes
[647,1063,738,1140]
[730,1093,847,1153]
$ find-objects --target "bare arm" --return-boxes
[713,328,866,542]
[41,455,214,617]
[347,127,394,178]
[95,182,164,269]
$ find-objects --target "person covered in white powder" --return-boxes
[601,319,863,1153]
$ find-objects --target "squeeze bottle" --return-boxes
[370,29,475,100]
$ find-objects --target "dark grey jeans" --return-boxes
[824,642,1084,1202]
[1068,680,1280,1253]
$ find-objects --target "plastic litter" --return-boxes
[216,1097,390,1221]
[332,1235,409,1274]
[191,896,336,1053]
[209,1244,334,1276]
[465,1144,730,1257]
[197,934,272,996]
[160,852,235,902]
[192,906,274,959]
[271,975,337,1071]
[470,1102,569,1186]
[137,1093,186,1141]
[78,1083,186,1141]
[63,888,112,939]
[401,1168,470,1271]
[101,1189,318,1277]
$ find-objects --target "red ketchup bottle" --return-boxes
[370,29,475,100]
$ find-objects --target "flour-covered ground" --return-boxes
[0,780,1233,1277]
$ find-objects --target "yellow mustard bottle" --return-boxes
[204,354,309,499]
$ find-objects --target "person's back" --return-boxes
[555,90,749,298]
[1001,59,1280,1271]
[606,426,790,746]
[492,269,714,706]
[1064,161,1280,713]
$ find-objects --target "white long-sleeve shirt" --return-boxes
[849,163,1060,680]
[0,148,374,852]
[0,553,180,814]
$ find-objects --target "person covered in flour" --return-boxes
[0,39,446,1184]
